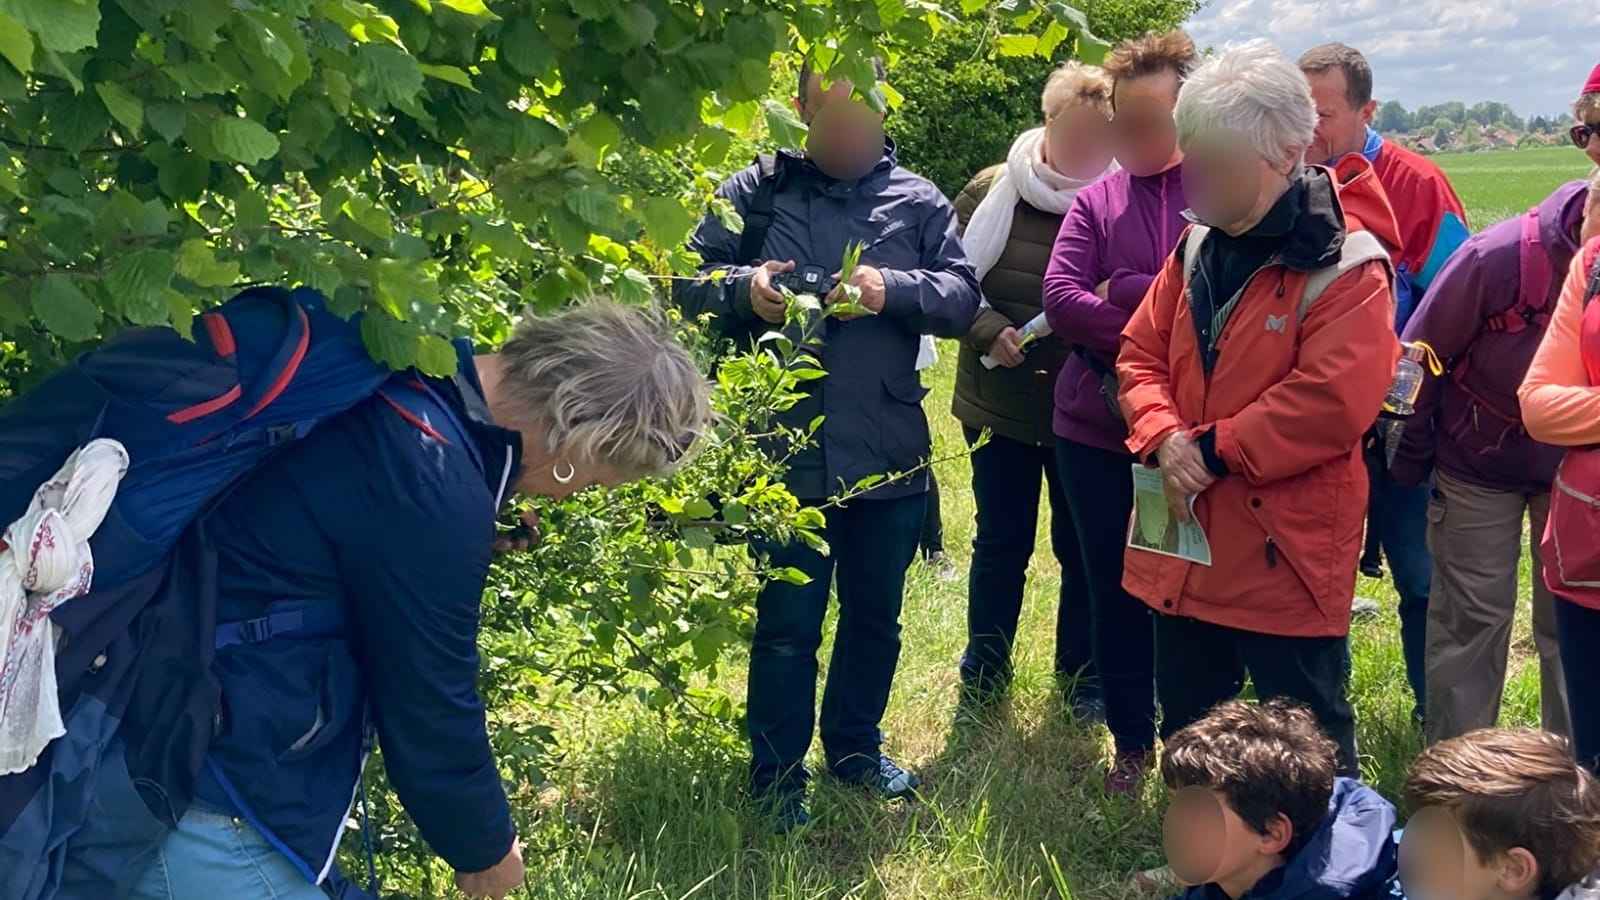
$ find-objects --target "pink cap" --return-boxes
[1585,61,1600,96]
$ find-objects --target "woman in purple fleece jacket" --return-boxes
[1398,172,1600,749]
[1041,29,1195,795]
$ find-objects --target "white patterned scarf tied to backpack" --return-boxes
[0,439,129,774]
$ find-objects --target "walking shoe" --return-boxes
[1359,559,1383,579]
[833,754,921,800]
[753,782,811,834]
[1351,596,1381,618]
[1104,750,1151,797]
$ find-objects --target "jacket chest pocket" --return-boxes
[860,220,919,270]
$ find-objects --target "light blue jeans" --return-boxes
[131,807,326,900]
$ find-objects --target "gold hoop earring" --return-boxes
[552,460,575,484]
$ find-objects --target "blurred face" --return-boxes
[798,75,886,181]
[1181,130,1292,235]
[1111,70,1182,177]
[1398,807,1539,900]
[1572,114,1600,168]
[1304,68,1376,164]
[1164,787,1291,897]
[1043,102,1115,180]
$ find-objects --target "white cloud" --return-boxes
[1185,0,1600,118]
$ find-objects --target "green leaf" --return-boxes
[174,239,242,288]
[235,191,269,231]
[569,0,620,21]
[167,290,194,340]
[50,90,108,153]
[438,0,499,18]
[343,195,394,242]
[146,102,187,142]
[357,45,424,110]
[38,47,81,92]
[499,15,552,78]
[105,250,176,326]
[414,333,457,376]
[31,275,99,341]
[995,34,1038,57]
[761,99,807,148]
[614,269,654,304]
[640,196,694,247]
[323,69,353,115]
[563,186,612,229]
[360,309,419,370]
[1036,19,1070,59]
[95,82,144,133]
[572,111,621,158]
[770,566,812,586]
[210,116,280,164]
[10,0,99,53]
[874,0,907,26]
[418,63,475,89]
[157,150,209,201]
[0,9,34,74]
[166,60,232,95]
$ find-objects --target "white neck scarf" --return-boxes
[963,127,1115,281]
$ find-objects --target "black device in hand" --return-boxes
[772,264,838,299]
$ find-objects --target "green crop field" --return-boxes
[380,147,1595,900]
[1436,145,1595,227]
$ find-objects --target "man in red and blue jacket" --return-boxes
[1299,43,1469,725]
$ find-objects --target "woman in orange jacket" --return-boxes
[1520,230,1600,774]
[1114,40,1401,774]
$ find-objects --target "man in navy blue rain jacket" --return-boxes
[131,304,708,900]
[674,59,981,831]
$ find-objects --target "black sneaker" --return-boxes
[833,754,921,800]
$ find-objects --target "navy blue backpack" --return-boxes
[0,286,398,899]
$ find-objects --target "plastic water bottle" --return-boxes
[1383,343,1430,417]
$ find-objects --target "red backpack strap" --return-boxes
[1489,207,1551,334]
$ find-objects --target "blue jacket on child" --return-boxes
[1174,778,1399,900]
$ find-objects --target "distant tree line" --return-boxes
[1374,99,1578,151]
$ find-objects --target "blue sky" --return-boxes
[1185,0,1600,119]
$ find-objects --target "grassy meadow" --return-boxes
[417,145,1595,900]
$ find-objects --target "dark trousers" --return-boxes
[959,428,1095,698]
[919,470,945,556]
[746,492,926,790]
[1055,438,1155,753]
[1556,596,1600,775]
[1360,446,1432,717]
[1156,614,1359,776]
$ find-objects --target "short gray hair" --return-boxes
[1176,40,1317,170]
[498,301,710,478]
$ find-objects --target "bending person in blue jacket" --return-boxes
[674,58,981,831]
[138,302,709,900]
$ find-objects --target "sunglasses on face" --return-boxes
[1570,123,1600,148]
